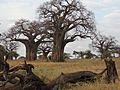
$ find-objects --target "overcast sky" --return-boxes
[0,0,120,56]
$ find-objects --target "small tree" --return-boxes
[84,50,93,59]
[0,33,19,60]
[91,33,117,59]
[73,51,85,59]
[63,53,71,60]
[10,51,19,60]
[37,42,53,60]
[73,51,79,59]
[3,41,19,60]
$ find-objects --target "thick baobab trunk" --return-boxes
[52,46,64,62]
[26,45,31,61]
[26,44,38,61]
[52,33,65,62]
[30,44,38,60]
[14,39,39,61]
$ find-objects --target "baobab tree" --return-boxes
[37,0,96,61]
[0,33,19,60]
[84,50,94,59]
[7,19,51,60]
[73,51,85,59]
[73,51,80,59]
[2,41,19,60]
[91,33,117,59]
[37,42,53,60]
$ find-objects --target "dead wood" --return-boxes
[0,63,45,90]
[104,58,119,83]
[23,73,46,90]
[0,85,23,90]
[0,59,110,90]
[45,69,107,90]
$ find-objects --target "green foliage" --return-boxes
[10,51,19,59]
[0,44,5,53]
[63,53,71,59]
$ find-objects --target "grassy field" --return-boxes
[8,58,120,90]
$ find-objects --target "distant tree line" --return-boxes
[73,50,98,59]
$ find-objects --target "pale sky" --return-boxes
[0,0,120,56]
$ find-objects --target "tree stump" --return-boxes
[104,58,119,83]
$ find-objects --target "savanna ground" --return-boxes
[8,58,120,90]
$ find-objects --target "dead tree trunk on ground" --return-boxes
[45,69,107,90]
[104,58,119,83]
[0,60,47,90]
[0,60,108,90]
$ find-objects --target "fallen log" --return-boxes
[0,85,23,90]
[45,69,107,90]
[0,61,46,90]
[0,73,24,90]
[0,69,107,90]
[9,61,34,74]
[0,60,34,82]
[23,72,46,90]
[0,60,107,90]
[0,72,46,90]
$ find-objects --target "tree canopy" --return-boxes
[7,19,51,60]
[37,0,96,61]
[91,33,117,59]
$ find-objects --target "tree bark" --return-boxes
[104,58,119,83]
[13,38,41,61]
[30,44,38,61]
[26,43,38,61]
[46,70,106,90]
[25,43,31,61]
[52,47,64,62]
[52,33,65,62]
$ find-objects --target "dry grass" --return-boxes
[7,58,120,90]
